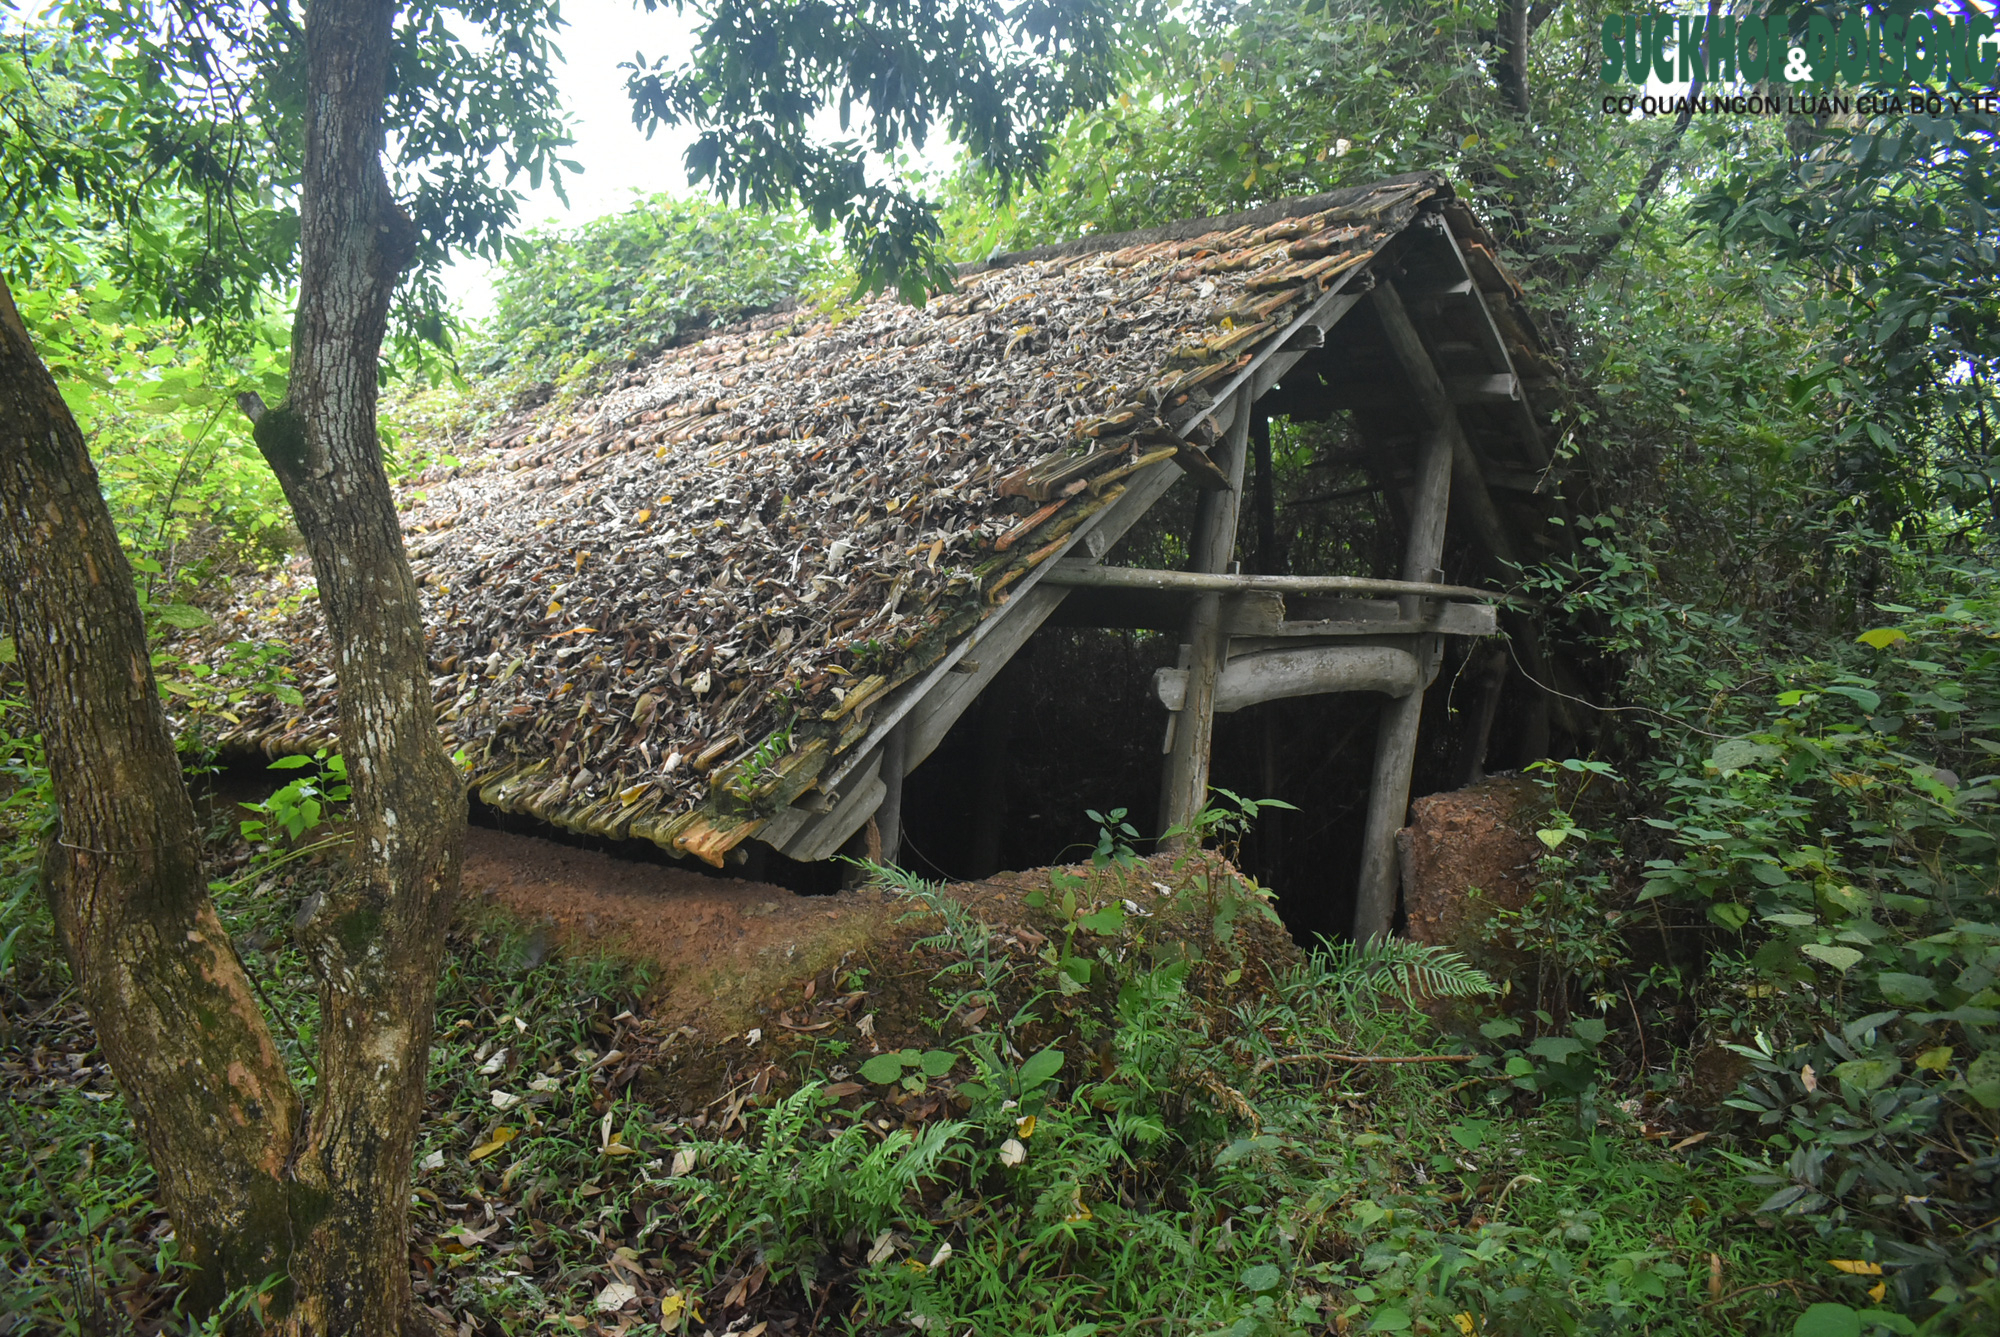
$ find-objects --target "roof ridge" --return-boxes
[959,171,1451,276]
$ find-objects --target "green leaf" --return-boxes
[1823,685,1882,713]
[1527,1036,1586,1063]
[1792,1302,1860,1337]
[1535,827,1570,849]
[268,755,315,770]
[0,635,13,664]
[1479,1018,1523,1040]
[918,1049,956,1078]
[1367,1308,1413,1332]
[1239,1263,1281,1294]
[1801,944,1864,973]
[1965,1051,2000,1109]
[1832,1058,1899,1092]
[1709,739,1780,774]
[859,1052,911,1084]
[155,603,212,630]
[1856,628,1908,650]
[1017,1047,1064,1090]
[1709,902,1753,931]
[1874,972,1936,1005]
[1075,903,1126,934]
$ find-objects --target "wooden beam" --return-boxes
[1228,600,1499,642]
[1158,406,1252,840]
[1155,643,1421,714]
[1370,280,1518,568]
[776,755,885,863]
[1040,560,1513,605]
[1449,373,1519,403]
[1433,225,1551,467]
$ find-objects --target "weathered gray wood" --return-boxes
[1369,281,1518,568]
[776,756,885,863]
[1042,559,1508,605]
[1228,599,1498,643]
[1158,404,1253,838]
[1178,284,1368,439]
[1354,281,1460,942]
[877,723,908,865]
[1355,635,1443,935]
[1434,225,1551,467]
[1156,643,1421,714]
[1449,373,1518,403]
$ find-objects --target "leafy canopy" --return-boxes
[625,0,1157,299]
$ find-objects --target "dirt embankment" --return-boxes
[463,828,1296,1115]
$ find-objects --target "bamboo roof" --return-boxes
[189,171,1553,864]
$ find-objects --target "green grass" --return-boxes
[0,833,1885,1337]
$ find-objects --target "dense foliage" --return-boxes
[477,195,838,390]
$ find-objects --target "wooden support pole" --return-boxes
[1252,408,1280,576]
[968,660,1016,877]
[1158,403,1252,842]
[1352,281,1459,942]
[877,723,908,867]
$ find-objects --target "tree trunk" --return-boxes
[1493,0,1531,115]
[242,1,465,1333]
[0,276,301,1317]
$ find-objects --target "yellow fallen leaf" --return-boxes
[1916,1045,1953,1072]
[468,1126,517,1161]
[1454,1315,1478,1335]
[1016,1114,1037,1140]
[1830,1259,1883,1275]
[635,509,652,524]
[1870,1281,1887,1301]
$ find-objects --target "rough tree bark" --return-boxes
[245,0,467,1331]
[7,0,464,1327]
[0,277,301,1318]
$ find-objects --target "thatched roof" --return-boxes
[190,171,1557,865]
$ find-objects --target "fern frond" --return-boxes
[1315,938,1497,1003]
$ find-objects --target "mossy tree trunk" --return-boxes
[3,0,464,1328]
[0,278,301,1316]
[247,0,466,1332]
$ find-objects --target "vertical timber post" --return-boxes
[1353,282,1456,940]
[877,723,908,867]
[1159,402,1252,843]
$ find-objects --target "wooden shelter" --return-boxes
[197,171,1569,938]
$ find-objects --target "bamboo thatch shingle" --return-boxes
[189,172,1551,865]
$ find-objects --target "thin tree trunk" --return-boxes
[0,276,300,1316]
[246,1,465,1331]
[1572,0,1718,287]
[1494,0,1532,115]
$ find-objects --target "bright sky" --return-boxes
[441,0,702,320]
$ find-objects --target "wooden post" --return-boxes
[877,723,908,866]
[968,661,1016,876]
[1252,408,1280,577]
[1158,403,1251,841]
[1353,281,1458,940]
